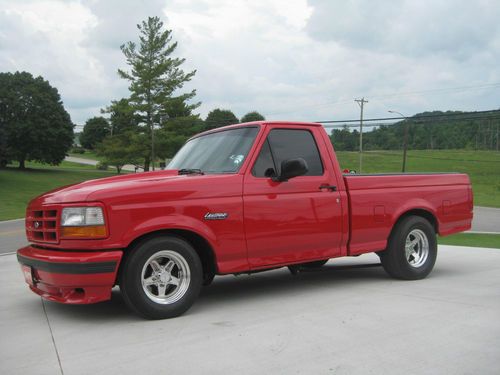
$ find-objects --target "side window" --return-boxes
[267,129,324,176]
[252,139,276,177]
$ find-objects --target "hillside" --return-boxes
[330,109,500,151]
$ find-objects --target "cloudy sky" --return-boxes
[1,0,499,128]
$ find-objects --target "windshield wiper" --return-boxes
[178,168,204,175]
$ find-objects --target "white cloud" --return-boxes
[0,0,499,127]
[307,0,500,60]
[0,1,104,120]
[0,0,166,126]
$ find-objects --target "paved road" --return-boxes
[1,206,499,255]
[0,219,26,255]
[471,206,500,233]
[65,156,143,172]
[1,245,499,374]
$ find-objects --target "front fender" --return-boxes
[122,214,219,250]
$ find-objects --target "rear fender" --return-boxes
[391,200,439,234]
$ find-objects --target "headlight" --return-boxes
[60,206,107,238]
[61,207,105,226]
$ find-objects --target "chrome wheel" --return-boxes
[141,250,191,304]
[405,229,429,268]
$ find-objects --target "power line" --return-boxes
[322,117,500,130]
[264,82,500,117]
[318,109,500,125]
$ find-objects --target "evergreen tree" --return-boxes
[102,98,139,136]
[118,16,199,170]
[156,116,204,159]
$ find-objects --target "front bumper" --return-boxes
[17,245,123,304]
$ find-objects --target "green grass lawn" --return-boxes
[68,150,104,161]
[438,233,500,249]
[0,163,119,220]
[336,149,500,208]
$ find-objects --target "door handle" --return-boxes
[319,184,337,192]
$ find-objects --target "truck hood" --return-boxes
[30,170,237,206]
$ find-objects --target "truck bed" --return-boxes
[343,173,473,255]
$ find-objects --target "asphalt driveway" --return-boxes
[1,245,499,375]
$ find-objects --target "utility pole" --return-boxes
[355,98,368,173]
[489,119,493,150]
[402,119,409,172]
[496,122,499,152]
[388,110,409,172]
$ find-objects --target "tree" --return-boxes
[0,109,8,167]
[118,16,199,171]
[330,126,359,151]
[356,110,500,151]
[0,71,73,169]
[96,131,145,173]
[101,98,139,136]
[155,116,204,159]
[241,111,265,122]
[79,117,110,149]
[205,109,239,130]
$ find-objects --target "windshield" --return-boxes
[168,127,260,174]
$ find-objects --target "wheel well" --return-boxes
[124,229,218,280]
[394,209,438,233]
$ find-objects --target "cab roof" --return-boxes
[192,120,322,140]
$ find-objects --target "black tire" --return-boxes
[299,259,329,269]
[119,236,203,319]
[203,272,215,286]
[380,216,437,280]
[288,259,328,274]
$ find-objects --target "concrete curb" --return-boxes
[0,218,24,223]
[465,231,500,235]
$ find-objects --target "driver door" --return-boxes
[243,126,343,268]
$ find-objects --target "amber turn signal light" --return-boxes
[61,225,107,238]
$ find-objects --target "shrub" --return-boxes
[71,146,85,154]
[96,161,109,170]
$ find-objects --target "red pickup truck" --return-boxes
[17,121,473,319]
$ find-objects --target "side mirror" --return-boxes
[273,158,308,182]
